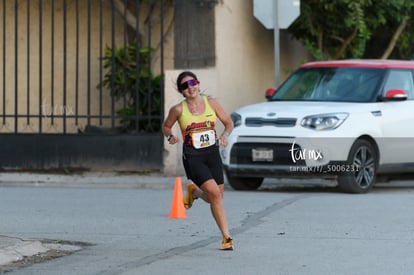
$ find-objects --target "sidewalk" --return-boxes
[0,171,179,189]
[0,235,86,270]
[0,171,179,269]
[0,236,49,266]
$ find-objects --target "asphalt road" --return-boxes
[1,177,414,275]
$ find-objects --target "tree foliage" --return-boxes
[288,0,414,60]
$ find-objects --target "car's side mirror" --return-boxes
[265,88,276,100]
[382,89,408,101]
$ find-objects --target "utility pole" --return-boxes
[273,0,280,88]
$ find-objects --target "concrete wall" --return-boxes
[163,0,310,176]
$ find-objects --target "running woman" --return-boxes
[162,71,234,250]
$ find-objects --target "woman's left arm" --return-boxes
[208,97,233,146]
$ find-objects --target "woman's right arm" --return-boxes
[162,104,181,144]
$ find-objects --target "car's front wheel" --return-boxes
[337,139,377,193]
[225,172,263,190]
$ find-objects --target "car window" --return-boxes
[383,70,414,99]
[271,68,385,102]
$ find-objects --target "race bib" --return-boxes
[191,130,216,149]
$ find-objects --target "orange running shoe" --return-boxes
[221,237,234,250]
[183,182,197,209]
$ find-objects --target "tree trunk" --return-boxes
[381,16,410,59]
[334,28,357,60]
[113,0,142,40]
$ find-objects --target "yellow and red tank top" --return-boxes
[178,95,217,153]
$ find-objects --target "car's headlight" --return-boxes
[301,113,349,130]
[231,112,242,127]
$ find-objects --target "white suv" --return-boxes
[221,60,414,193]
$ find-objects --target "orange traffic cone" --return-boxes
[168,177,187,219]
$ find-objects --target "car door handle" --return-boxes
[371,110,382,117]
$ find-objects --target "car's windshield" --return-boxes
[270,67,385,102]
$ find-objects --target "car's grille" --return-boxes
[245,117,297,127]
[230,142,305,165]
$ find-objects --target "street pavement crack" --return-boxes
[232,194,310,236]
[105,194,309,274]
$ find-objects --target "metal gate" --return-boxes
[0,0,165,171]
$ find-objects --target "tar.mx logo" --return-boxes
[41,100,74,118]
[289,141,323,163]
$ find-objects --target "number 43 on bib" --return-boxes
[191,129,216,149]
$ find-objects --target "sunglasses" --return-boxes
[180,79,199,91]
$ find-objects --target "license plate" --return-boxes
[252,148,273,162]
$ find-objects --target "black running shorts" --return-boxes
[182,146,224,188]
